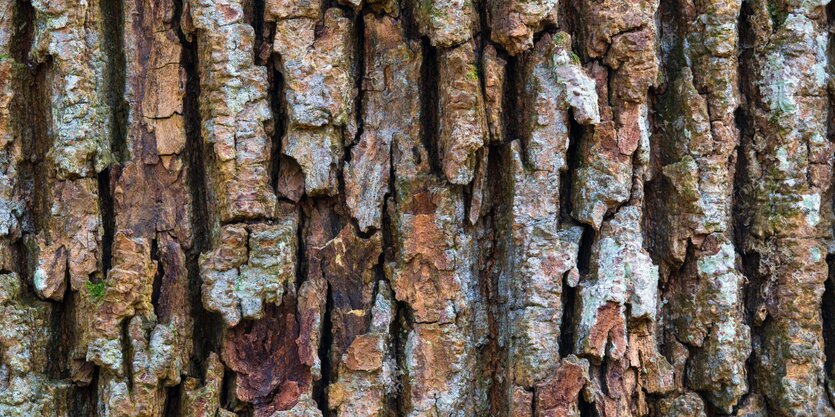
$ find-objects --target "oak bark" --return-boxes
[1,0,835,416]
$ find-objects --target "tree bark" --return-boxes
[1,0,834,416]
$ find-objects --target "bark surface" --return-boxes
[1,0,835,416]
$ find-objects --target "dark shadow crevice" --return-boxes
[173,0,225,375]
[418,38,442,176]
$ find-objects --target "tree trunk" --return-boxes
[0,0,834,416]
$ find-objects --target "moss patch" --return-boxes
[85,281,106,302]
[466,65,479,82]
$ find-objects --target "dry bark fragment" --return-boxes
[387,35,487,415]
[26,0,112,304]
[184,0,276,223]
[86,232,157,375]
[0,273,70,417]
[345,15,421,232]
[571,0,658,230]
[328,282,397,416]
[413,0,477,47]
[487,0,557,55]
[438,41,488,185]
[199,216,298,327]
[534,355,590,417]
[270,5,355,197]
[740,4,834,415]
[92,1,198,410]
[0,36,20,272]
[29,0,113,179]
[650,1,751,412]
[567,3,675,413]
[30,178,103,300]
[496,32,601,415]
[481,44,506,145]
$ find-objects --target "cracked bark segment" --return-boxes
[572,0,658,230]
[345,15,421,232]
[487,0,557,55]
[654,68,738,263]
[95,4,197,410]
[0,273,70,416]
[438,41,488,185]
[308,224,382,373]
[99,314,187,417]
[0,51,21,271]
[521,32,599,176]
[576,206,658,356]
[752,238,833,416]
[651,2,750,409]
[150,234,193,367]
[271,7,355,197]
[96,238,194,416]
[681,0,741,122]
[272,8,354,129]
[115,0,192,246]
[667,238,750,412]
[413,0,477,47]
[575,205,674,413]
[533,356,590,417]
[86,232,157,375]
[402,321,482,416]
[388,43,486,415]
[389,180,475,325]
[222,300,314,416]
[0,0,10,50]
[23,2,111,374]
[29,0,113,179]
[740,2,834,415]
[180,353,229,417]
[297,276,327,382]
[481,44,506,144]
[390,180,485,416]
[282,126,343,198]
[495,35,599,405]
[467,147,489,224]
[0,0,17,280]
[328,282,397,416]
[503,201,583,389]
[200,215,298,327]
[650,0,740,261]
[184,0,276,223]
[390,166,486,416]
[658,392,707,417]
[577,0,657,63]
[571,96,648,229]
[30,177,103,301]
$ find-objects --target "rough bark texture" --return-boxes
[2,0,835,416]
